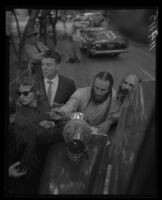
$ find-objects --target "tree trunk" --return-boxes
[18,9,40,71]
[10,35,18,59]
[12,9,21,39]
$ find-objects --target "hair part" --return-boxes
[86,71,114,108]
[93,71,114,89]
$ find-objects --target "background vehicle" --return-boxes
[80,28,129,57]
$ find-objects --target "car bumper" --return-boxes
[89,49,129,55]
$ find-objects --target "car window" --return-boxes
[105,31,117,40]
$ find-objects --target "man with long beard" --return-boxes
[48,71,120,135]
[117,74,141,105]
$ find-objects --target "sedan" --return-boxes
[80,29,129,57]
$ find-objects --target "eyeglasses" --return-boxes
[17,90,34,97]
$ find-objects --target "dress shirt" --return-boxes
[44,75,59,106]
[61,87,120,126]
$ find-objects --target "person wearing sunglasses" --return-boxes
[8,76,59,195]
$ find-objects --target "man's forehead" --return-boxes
[124,75,139,85]
[94,77,110,88]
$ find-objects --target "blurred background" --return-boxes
[6,8,157,97]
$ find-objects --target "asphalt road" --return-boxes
[57,39,156,90]
[9,20,156,93]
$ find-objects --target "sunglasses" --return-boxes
[17,90,34,97]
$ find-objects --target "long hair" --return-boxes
[86,71,114,108]
[117,73,142,103]
[93,71,114,89]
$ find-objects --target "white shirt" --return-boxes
[44,75,59,106]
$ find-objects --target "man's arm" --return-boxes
[48,89,81,121]
[97,89,120,135]
[105,89,121,125]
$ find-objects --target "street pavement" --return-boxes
[9,21,156,93]
[56,37,156,91]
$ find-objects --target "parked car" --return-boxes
[80,28,129,57]
[73,20,90,29]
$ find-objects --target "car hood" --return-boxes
[92,37,126,44]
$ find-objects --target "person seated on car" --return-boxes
[117,73,141,106]
[108,78,151,195]
[47,71,120,136]
[8,76,61,194]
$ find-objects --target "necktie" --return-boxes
[47,80,53,106]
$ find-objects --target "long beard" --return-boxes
[117,86,129,103]
[91,87,110,104]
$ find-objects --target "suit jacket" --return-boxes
[36,74,76,111]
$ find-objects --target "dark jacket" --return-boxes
[36,74,76,109]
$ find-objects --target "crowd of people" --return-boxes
[8,20,143,194]
[8,49,141,195]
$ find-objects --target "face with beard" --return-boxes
[117,86,130,104]
[117,74,140,103]
[91,77,111,104]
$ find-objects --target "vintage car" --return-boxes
[80,28,129,57]
[73,20,90,29]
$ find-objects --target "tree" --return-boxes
[9,9,40,86]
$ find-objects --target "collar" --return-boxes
[44,74,59,84]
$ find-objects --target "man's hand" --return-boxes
[52,102,64,108]
[9,161,27,178]
[9,114,16,124]
[39,120,55,129]
[47,108,67,121]
[96,120,112,135]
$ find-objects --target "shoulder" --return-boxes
[59,75,75,86]
[59,75,74,82]
[72,87,90,97]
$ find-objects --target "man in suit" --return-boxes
[36,49,76,111]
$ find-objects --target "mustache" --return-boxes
[117,87,129,102]
[91,87,110,104]
[118,88,129,96]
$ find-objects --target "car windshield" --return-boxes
[91,31,117,41]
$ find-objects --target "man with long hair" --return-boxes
[48,71,120,135]
[117,73,141,105]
